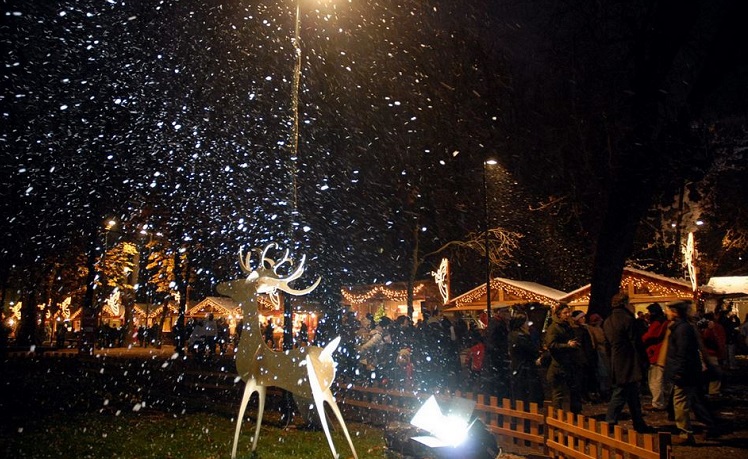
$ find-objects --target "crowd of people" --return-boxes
[186,313,231,358]
[176,294,744,444]
[305,295,743,445]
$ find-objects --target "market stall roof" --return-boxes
[560,266,694,309]
[704,276,748,295]
[187,296,241,318]
[444,277,566,312]
[189,296,318,319]
[341,279,440,305]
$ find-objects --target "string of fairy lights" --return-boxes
[565,274,694,305]
[454,278,562,307]
[341,283,427,305]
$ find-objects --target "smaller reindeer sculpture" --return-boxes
[218,243,357,459]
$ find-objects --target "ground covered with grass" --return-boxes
[0,353,388,459]
[3,411,386,459]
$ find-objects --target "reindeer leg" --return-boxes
[323,392,359,459]
[232,378,258,459]
[252,384,266,452]
[306,357,340,459]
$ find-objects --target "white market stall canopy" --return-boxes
[444,277,567,312]
[704,276,748,295]
[703,276,748,319]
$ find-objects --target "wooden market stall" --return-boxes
[444,277,567,312]
[189,296,320,347]
[560,266,695,314]
[703,276,748,319]
[443,277,567,327]
[341,279,443,323]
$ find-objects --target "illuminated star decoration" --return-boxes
[11,302,22,320]
[431,258,450,304]
[60,297,71,319]
[104,289,122,317]
[683,231,697,292]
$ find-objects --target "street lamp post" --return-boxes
[283,0,304,354]
[483,159,497,320]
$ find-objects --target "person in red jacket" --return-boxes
[700,312,726,396]
[641,303,670,410]
[466,333,486,392]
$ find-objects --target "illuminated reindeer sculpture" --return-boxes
[217,243,358,459]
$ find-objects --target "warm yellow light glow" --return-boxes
[104,289,122,317]
[456,279,561,307]
[342,283,426,305]
[60,297,71,319]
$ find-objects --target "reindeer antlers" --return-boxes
[237,243,321,298]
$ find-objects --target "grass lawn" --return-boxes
[2,410,388,459]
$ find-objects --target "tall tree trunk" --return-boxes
[588,0,732,317]
[173,247,187,356]
[79,227,100,355]
[407,219,420,320]
[17,289,38,347]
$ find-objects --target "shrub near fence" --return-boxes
[336,384,671,459]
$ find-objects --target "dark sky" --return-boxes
[2,0,746,303]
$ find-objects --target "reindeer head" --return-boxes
[217,243,321,306]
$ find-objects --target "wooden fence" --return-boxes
[336,384,671,459]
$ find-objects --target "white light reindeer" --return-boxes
[217,243,358,459]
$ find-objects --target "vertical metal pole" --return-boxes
[483,162,491,319]
[284,0,302,352]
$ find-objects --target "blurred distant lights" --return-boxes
[671,220,704,228]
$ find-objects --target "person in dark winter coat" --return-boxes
[544,303,582,414]
[570,310,597,401]
[664,300,721,445]
[482,311,510,398]
[603,293,654,433]
[509,314,543,404]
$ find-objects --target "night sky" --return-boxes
[2,0,747,308]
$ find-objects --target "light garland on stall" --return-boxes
[342,283,426,305]
[566,274,694,305]
[134,303,179,319]
[622,274,693,298]
[455,279,561,307]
